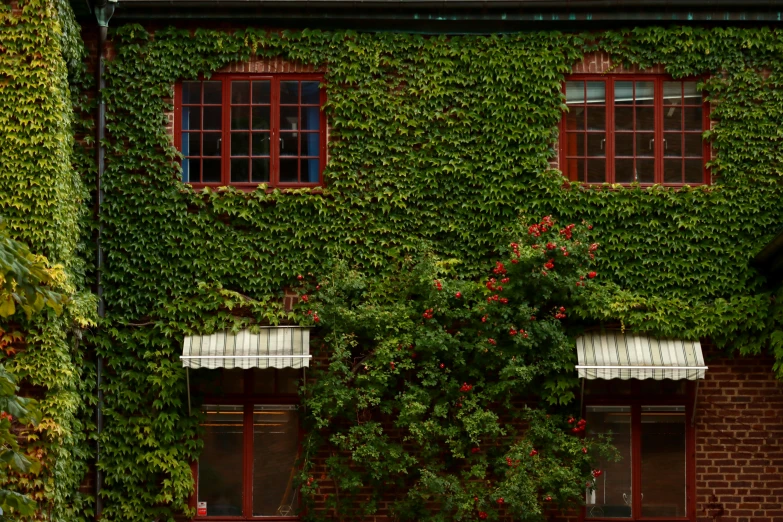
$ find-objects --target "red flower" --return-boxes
[588,271,597,279]
[567,417,576,424]
[455,292,462,299]
[511,259,519,264]
[546,242,556,250]
[478,511,488,520]
[499,297,509,304]
[509,328,517,336]
[545,496,552,501]
[497,497,504,504]
[592,469,603,478]
[301,295,309,302]
[313,313,320,323]
[529,449,538,456]
[471,447,481,454]
[439,363,445,369]
[297,274,304,280]
[481,315,487,323]
[390,362,395,370]
[582,447,588,454]
[488,338,497,345]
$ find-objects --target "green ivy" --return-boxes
[0,0,94,519]
[88,24,783,521]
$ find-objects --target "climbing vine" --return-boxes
[2,6,783,520]
[0,0,94,519]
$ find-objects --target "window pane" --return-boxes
[565,81,584,104]
[232,81,250,104]
[301,107,321,131]
[635,107,654,131]
[684,134,702,157]
[586,159,605,183]
[253,407,300,516]
[184,132,201,157]
[587,133,605,157]
[586,82,605,104]
[199,405,244,517]
[203,133,221,156]
[301,81,320,104]
[664,133,682,157]
[615,159,634,183]
[635,82,654,105]
[280,107,299,130]
[586,107,605,130]
[663,82,681,105]
[303,133,320,157]
[280,81,299,104]
[278,368,302,394]
[301,159,320,183]
[586,406,632,519]
[231,106,250,130]
[203,159,221,183]
[203,81,222,104]
[280,133,299,156]
[567,106,585,131]
[252,133,270,156]
[615,107,633,131]
[182,81,201,104]
[635,133,654,157]
[615,133,633,157]
[682,82,700,104]
[203,107,222,130]
[190,368,245,396]
[252,158,270,183]
[685,160,703,184]
[684,107,702,130]
[664,107,682,130]
[231,158,249,182]
[231,133,249,156]
[182,107,201,130]
[567,159,584,182]
[252,106,270,130]
[664,159,682,184]
[253,368,276,394]
[575,134,585,156]
[641,407,686,517]
[280,159,298,182]
[636,159,654,183]
[183,158,198,182]
[253,81,271,104]
[615,82,633,105]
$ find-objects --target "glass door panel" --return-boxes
[586,406,632,518]
[641,406,686,517]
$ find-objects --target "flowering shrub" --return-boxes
[297,217,617,521]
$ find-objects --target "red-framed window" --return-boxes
[190,368,302,520]
[581,380,696,522]
[175,75,326,189]
[561,76,709,186]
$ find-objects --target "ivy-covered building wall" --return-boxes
[2,0,783,520]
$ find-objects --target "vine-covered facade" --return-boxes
[1,0,782,520]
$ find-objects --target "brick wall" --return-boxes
[695,350,783,522]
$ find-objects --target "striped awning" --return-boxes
[181,327,310,370]
[575,333,707,380]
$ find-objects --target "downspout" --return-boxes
[93,0,117,518]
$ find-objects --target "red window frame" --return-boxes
[174,74,327,190]
[580,382,697,522]
[560,75,710,186]
[190,369,303,521]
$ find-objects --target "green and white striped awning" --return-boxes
[575,333,707,380]
[181,327,311,370]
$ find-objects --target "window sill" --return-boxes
[181,182,325,194]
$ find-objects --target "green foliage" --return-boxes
[0,365,42,520]
[297,220,616,521]
[0,0,94,519]
[0,219,64,319]
[21,19,781,522]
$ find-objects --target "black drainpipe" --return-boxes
[93,0,117,518]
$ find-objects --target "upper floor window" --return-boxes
[561,77,708,186]
[175,75,325,189]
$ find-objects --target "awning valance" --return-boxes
[575,333,706,381]
[181,327,311,370]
